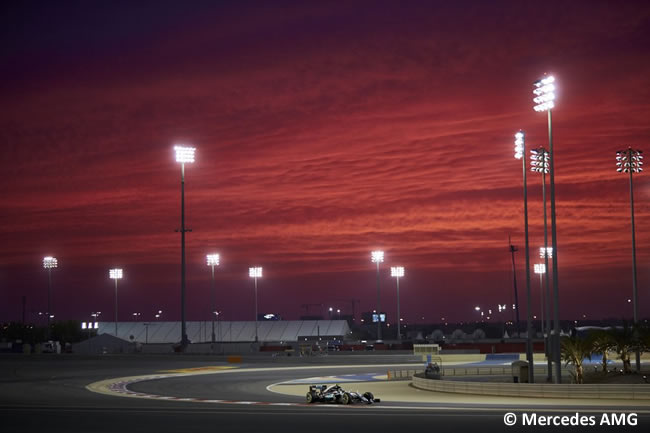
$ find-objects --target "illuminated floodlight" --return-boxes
[616,146,643,374]
[249,267,262,278]
[371,250,384,263]
[514,131,524,159]
[391,266,404,278]
[616,148,643,173]
[206,254,220,266]
[539,247,553,259]
[534,263,546,274]
[43,256,58,269]
[498,304,507,312]
[530,148,549,173]
[174,145,196,163]
[533,75,556,112]
[109,268,123,279]
[474,306,480,311]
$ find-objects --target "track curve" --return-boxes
[4,355,650,433]
[90,363,650,412]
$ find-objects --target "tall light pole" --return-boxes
[532,146,553,382]
[534,74,561,383]
[206,254,220,345]
[391,266,404,341]
[109,268,123,337]
[174,145,195,348]
[371,250,384,341]
[540,246,553,382]
[249,267,262,342]
[533,263,546,338]
[43,256,57,340]
[508,236,521,338]
[616,147,643,373]
[515,131,534,384]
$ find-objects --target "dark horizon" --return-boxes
[1,1,649,324]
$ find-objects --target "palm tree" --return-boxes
[590,330,615,374]
[561,336,592,384]
[609,322,638,374]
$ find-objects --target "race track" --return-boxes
[2,354,649,433]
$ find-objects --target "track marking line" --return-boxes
[158,366,238,374]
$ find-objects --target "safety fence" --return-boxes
[412,375,650,400]
[387,366,550,380]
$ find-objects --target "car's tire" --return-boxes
[306,392,315,403]
[340,392,351,405]
[363,392,374,402]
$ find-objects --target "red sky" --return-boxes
[1,1,649,324]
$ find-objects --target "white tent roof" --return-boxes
[96,320,351,343]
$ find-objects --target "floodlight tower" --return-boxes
[391,266,404,340]
[206,254,220,345]
[109,268,123,336]
[616,147,643,373]
[249,267,263,342]
[174,145,195,348]
[533,74,561,383]
[508,235,521,338]
[532,145,553,382]
[515,131,534,384]
[533,263,546,337]
[539,246,553,381]
[43,256,58,339]
[371,250,384,341]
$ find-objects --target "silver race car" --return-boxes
[306,384,380,404]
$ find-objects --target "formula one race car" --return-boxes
[305,384,380,404]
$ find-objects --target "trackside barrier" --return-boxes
[442,366,548,376]
[387,370,422,380]
[412,375,650,400]
[413,344,440,355]
[386,366,550,381]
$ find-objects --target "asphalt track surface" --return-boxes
[2,354,649,433]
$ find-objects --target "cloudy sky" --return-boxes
[1,1,649,325]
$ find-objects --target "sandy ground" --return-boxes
[268,380,650,409]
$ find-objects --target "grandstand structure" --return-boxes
[96,320,351,344]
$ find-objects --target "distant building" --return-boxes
[96,320,351,343]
